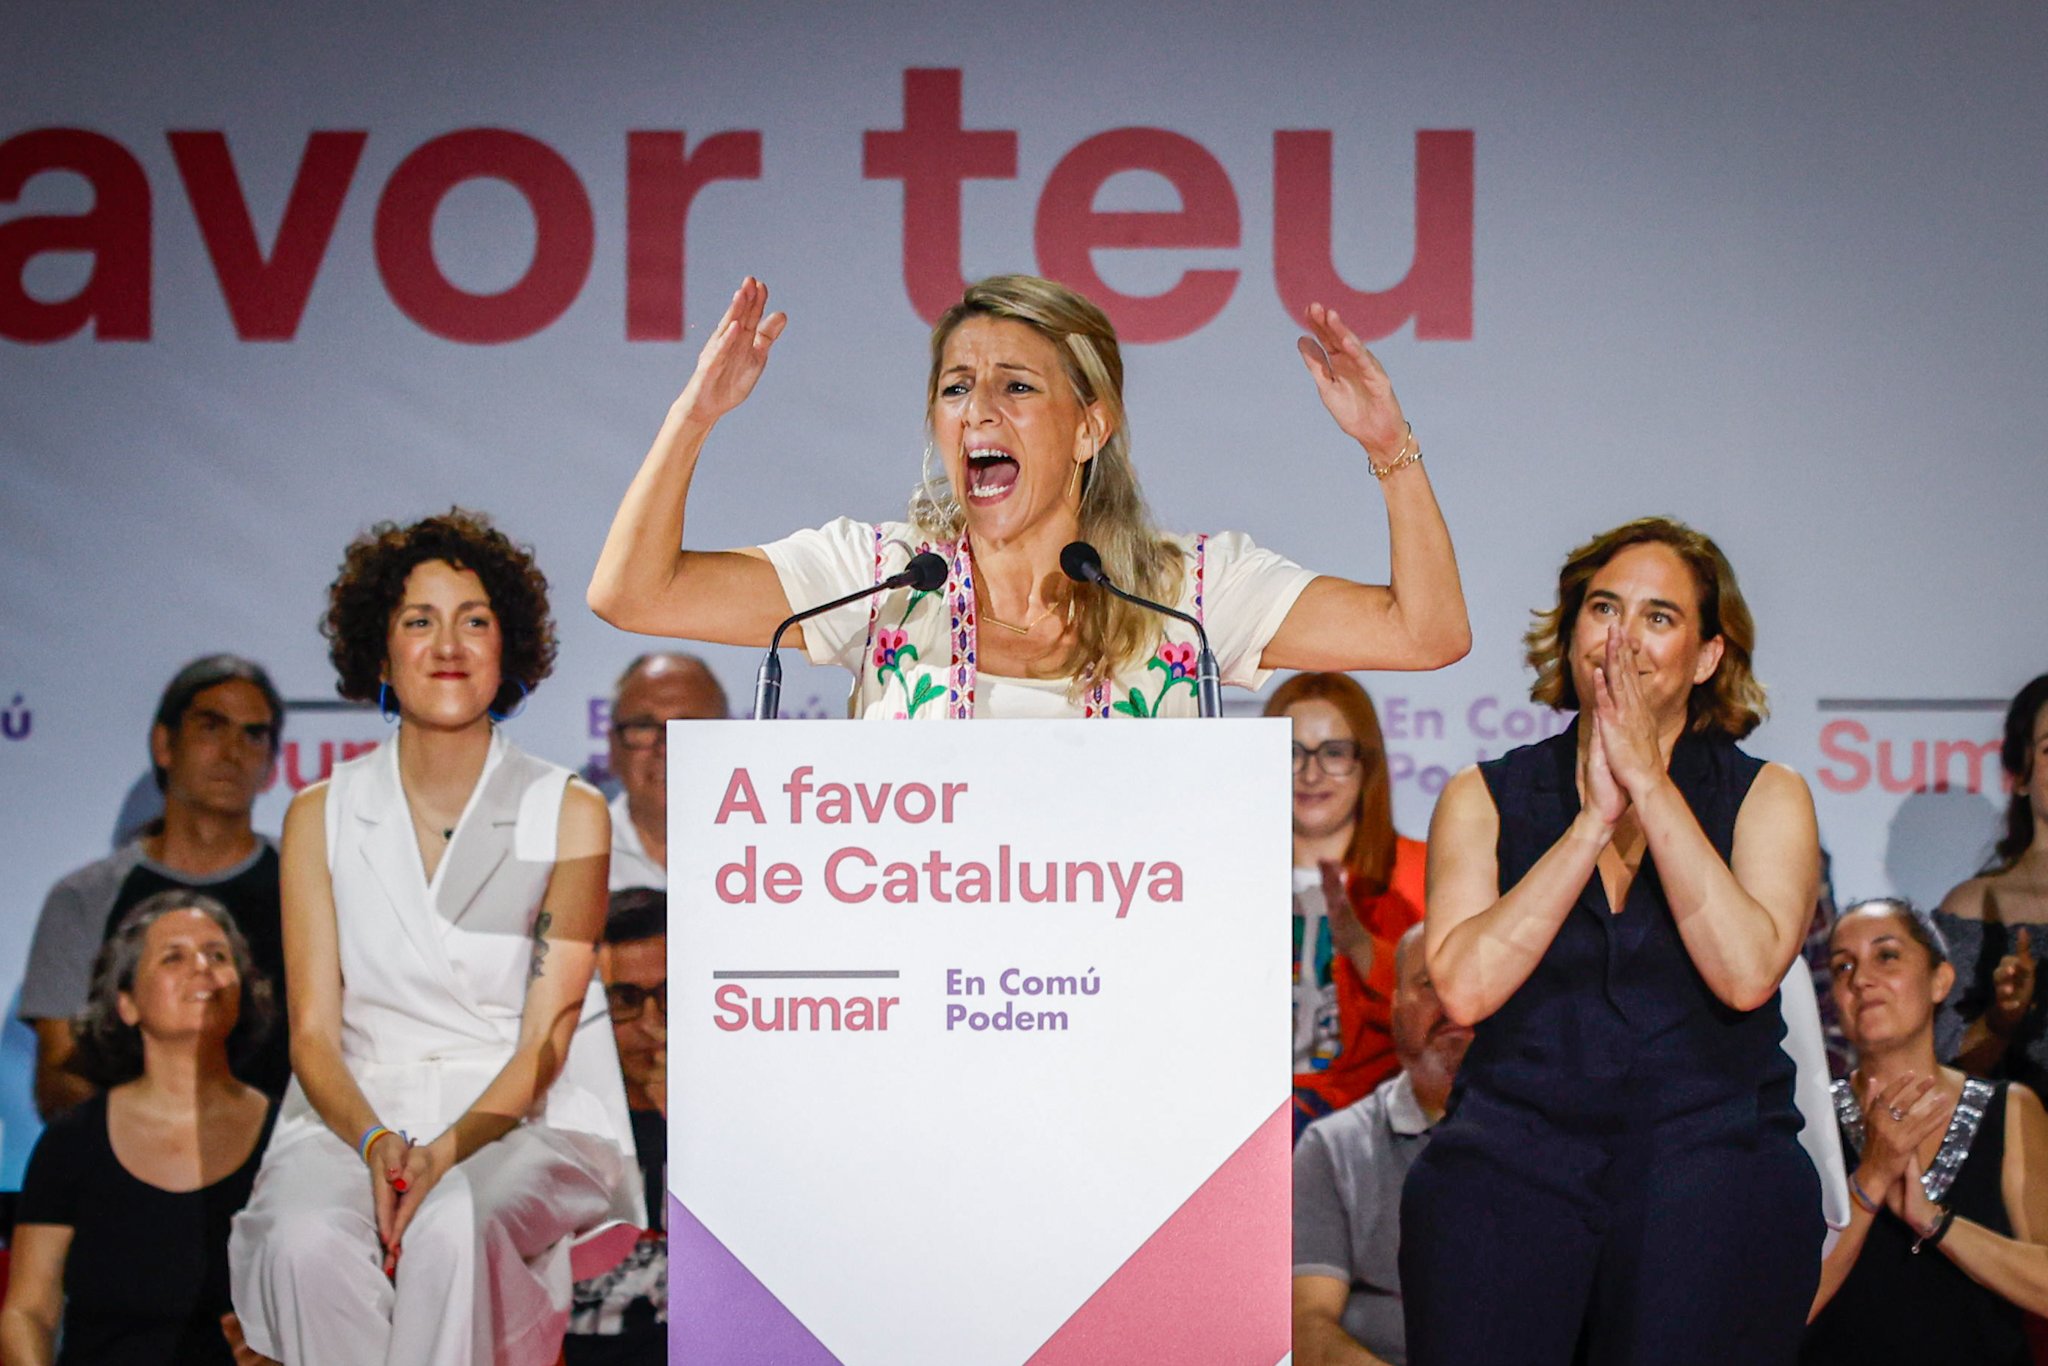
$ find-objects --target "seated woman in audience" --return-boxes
[1937,673,2048,1094]
[1806,897,2048,1365]
[1266,672,1426,1138]
[228,509,638,1366]
[0,890,277,1365]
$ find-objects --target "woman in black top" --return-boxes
[0,889,277,1365]
[1805,898,2048,1364]
[1403,518,1824,1366]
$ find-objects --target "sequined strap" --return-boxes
[1830,1076,1866,1155]
[1924,1077,1995,1204]
[1833,1075,1996,1205]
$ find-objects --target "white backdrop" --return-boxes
[3,0,2044,1183]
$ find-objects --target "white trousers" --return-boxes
[229,1123,617,1366]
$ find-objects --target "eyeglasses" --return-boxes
[606,981,667,1022]
[1291,739,1371,777]
[611,720,665,752]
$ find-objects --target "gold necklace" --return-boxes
[980,601,1061,635]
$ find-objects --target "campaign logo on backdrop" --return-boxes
[1811,696,2007,910]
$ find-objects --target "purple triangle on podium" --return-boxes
[668,1192,845,1365]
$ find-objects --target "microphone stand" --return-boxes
[754,554,947,719]
[1062,543,1222,719]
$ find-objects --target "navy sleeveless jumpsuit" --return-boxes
[1400,725,1821,1366]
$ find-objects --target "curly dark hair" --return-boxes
[323,508,556,717]
[72,889,276,1087]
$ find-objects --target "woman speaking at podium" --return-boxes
[589,275,1469,716]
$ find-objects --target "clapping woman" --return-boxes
[1805,898,2048,1365]
[1267,671,1427,1137]
[1405,518,1824,1365]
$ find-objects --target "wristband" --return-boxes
[1847,1173,1882,1215]
[1911,1205,1957,1255]
[358,1124,402,1164]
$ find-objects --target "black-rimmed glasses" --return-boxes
[1291,739,1370,777]
[606,981,667,1022]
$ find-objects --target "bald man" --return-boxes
[606,653,727,890]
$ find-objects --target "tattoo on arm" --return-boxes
[529,909,553,980]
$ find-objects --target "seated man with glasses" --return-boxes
[567,888,671,1364]
[605,653,728,891]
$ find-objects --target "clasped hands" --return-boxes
[1577,626,1670,831]
[1855,1071,1951,1239]
[366,1128,456,1278]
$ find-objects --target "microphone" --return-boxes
[753,551,947,719]
[1060,541,1222,719]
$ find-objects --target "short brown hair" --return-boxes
[324,508,556,717]
[1524,517,1766,739]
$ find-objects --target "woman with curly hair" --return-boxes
[227,509,639,1366]
[589,275,1469,718]
[1,890,276,1365]
[1400,518,1828,1365]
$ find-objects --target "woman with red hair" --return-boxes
[1266,672,1426,1139]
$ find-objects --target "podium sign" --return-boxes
[668,719,1292,1366]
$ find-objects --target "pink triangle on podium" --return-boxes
[668,1192,845,1365]
[1023,1100,1292,1366]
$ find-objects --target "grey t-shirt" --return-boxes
[1292,1070,1437,1366]
[19,838,273,1021]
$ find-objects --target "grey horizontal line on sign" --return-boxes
[1815,698,2007,713]
[712,970,902,980]
[284,698,376,713]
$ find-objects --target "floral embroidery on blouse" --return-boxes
[1112,640,1202,717]
[859,525,1209,719]
[874,593,946,718]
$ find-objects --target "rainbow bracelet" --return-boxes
[358,1123,401,1162]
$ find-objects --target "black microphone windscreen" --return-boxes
[904,551,948,592]
[1060,540,1104,584]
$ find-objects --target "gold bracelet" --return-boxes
[1368,422,1422,480]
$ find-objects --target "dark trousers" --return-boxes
[1400,1088,1823,1366]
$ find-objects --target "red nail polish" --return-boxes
[393,1177,410,1193]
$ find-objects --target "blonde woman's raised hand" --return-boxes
[677,277,788,425]
[1295,303,1410,462]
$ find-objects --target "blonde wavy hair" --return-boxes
[1523,516,1768,739]
[910,275,1183,692]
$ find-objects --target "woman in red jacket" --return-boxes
[1267,672,1426,1140]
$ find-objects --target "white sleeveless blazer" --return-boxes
[264,728,641,1224]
